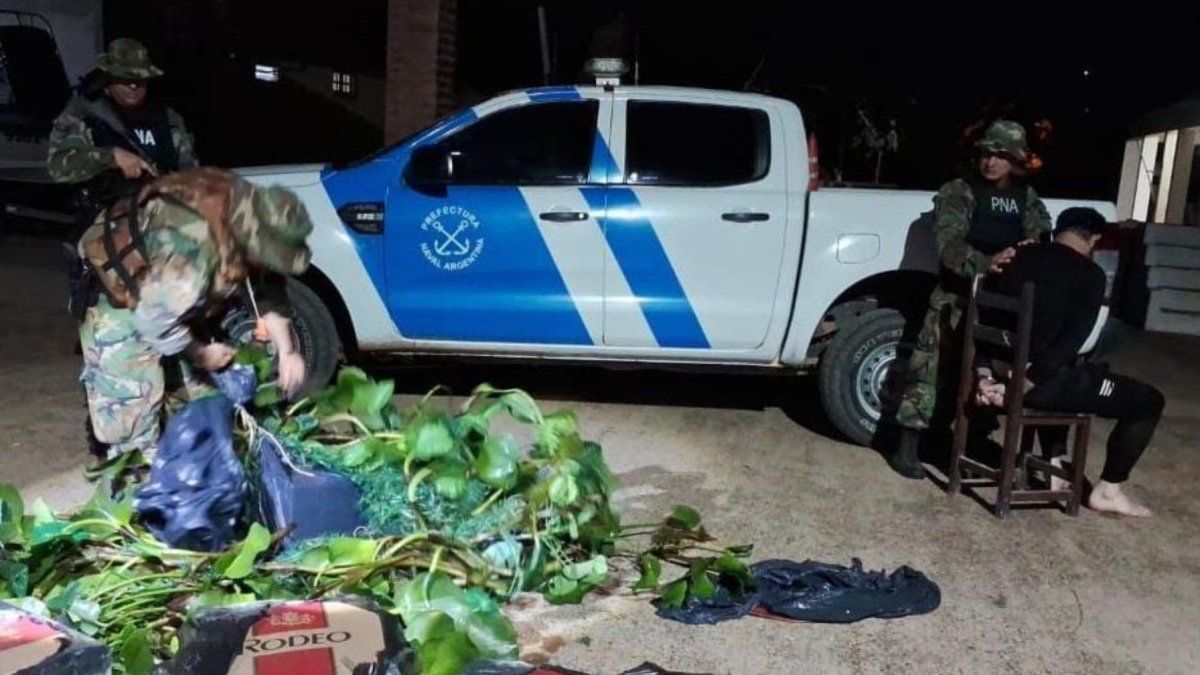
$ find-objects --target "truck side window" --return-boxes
[441,100,598,185]
[625,102,770,186]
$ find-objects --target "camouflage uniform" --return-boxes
[48,38,197,187]
[895,122,1051,431]
[78,171,313,458]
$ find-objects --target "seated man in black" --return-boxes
[980,207,1164,517]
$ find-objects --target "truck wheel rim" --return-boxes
[855,342,896,422]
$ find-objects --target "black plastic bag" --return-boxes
[254,434,365,546]
[752,558,941,623]
[656,558,939,626]
[653,584,760,626]
[134,395,248,552]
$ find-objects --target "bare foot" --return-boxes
[1049,456,1069,493]
[1088,481,1152,518]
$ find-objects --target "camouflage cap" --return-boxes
[975,120,1029,162]
[96,38,163,80]
[227,181,313,276]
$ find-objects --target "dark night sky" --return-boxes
[105,0,1200,199]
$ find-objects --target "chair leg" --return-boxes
[995,421,1022,519]
[948,406,970,497]
[1017,426,1036,490]
[1067,419,1091,516]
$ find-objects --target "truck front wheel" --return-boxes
[817,308,908,447]
[222,279,342,398]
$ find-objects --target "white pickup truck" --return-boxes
[237,83,1114,446]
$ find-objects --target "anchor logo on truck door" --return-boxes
[420,205,486,271]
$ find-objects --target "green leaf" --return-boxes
[70,597,102,624]
[543,575,582,604]
[298,546,331,570]
[0,561,29,597]
[46,581,80,614]
[548,473,579,507]
[633,555,661,592]
[315,367,369,415]
[0,483,25,544]
[408,612,481,675]
[561,555,608,585]
[412,420,455,461]
[254,384,281,408]
[342,437,381,468]
[474,434,519,489]
[660,578,688,609]
[433,464,468,501]
[29,498,55,526]
[499,390,543,424]
[536,411,579,453]
[29,522,67,547]
[452,413,490,441]
[544,556,607,604]
[462,604,519,659]
[190,590,257,610]
[689,569,716,600]
[326,537,378,566]
[235,343,274,381]
[727,544,754,556]
[667,505,702,531]
[224,523,271,579]
[119,628,155,675]
[349,375,395,430]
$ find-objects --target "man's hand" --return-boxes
[988,246,1017,273]
[260,311,306,398]
[112,148,156,179]
[975,373,1007,407]
[187,342,235,372]
[277,351,306,398]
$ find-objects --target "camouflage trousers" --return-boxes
[79,297,208,459]
[895,286,966,431]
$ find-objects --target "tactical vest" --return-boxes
[967,179,1029,256]
[76,99,181,213]
[83,101,181,174]
[79,168,247,309]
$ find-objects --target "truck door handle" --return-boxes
[539,211,589,222]
[721,211,770,223]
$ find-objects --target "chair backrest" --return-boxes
[958,277,1036,418]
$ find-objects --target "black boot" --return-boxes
[889,429,925,479]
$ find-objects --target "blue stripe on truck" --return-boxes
[581,186,710,349]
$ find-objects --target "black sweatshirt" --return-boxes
[984,242,1106,384]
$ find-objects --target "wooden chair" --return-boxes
[946,279,1091,519]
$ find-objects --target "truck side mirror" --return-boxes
[405,144,453,195]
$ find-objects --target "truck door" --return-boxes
[601,96,789,352]
[383,93,612,346]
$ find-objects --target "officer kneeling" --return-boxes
[76,168,312,465]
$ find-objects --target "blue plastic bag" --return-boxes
[254,434,364,547]
[134,395,248,552]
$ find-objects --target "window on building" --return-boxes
[332,72,355,97]
[254,64,279,82]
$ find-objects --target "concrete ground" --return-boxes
[3,234,1198,674]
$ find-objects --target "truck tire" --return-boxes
[286,279,342,396]
[222,279,342,398]
[818,308,907,447]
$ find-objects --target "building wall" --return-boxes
[384,0,457,143]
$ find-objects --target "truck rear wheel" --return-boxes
[818,308,907,447]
